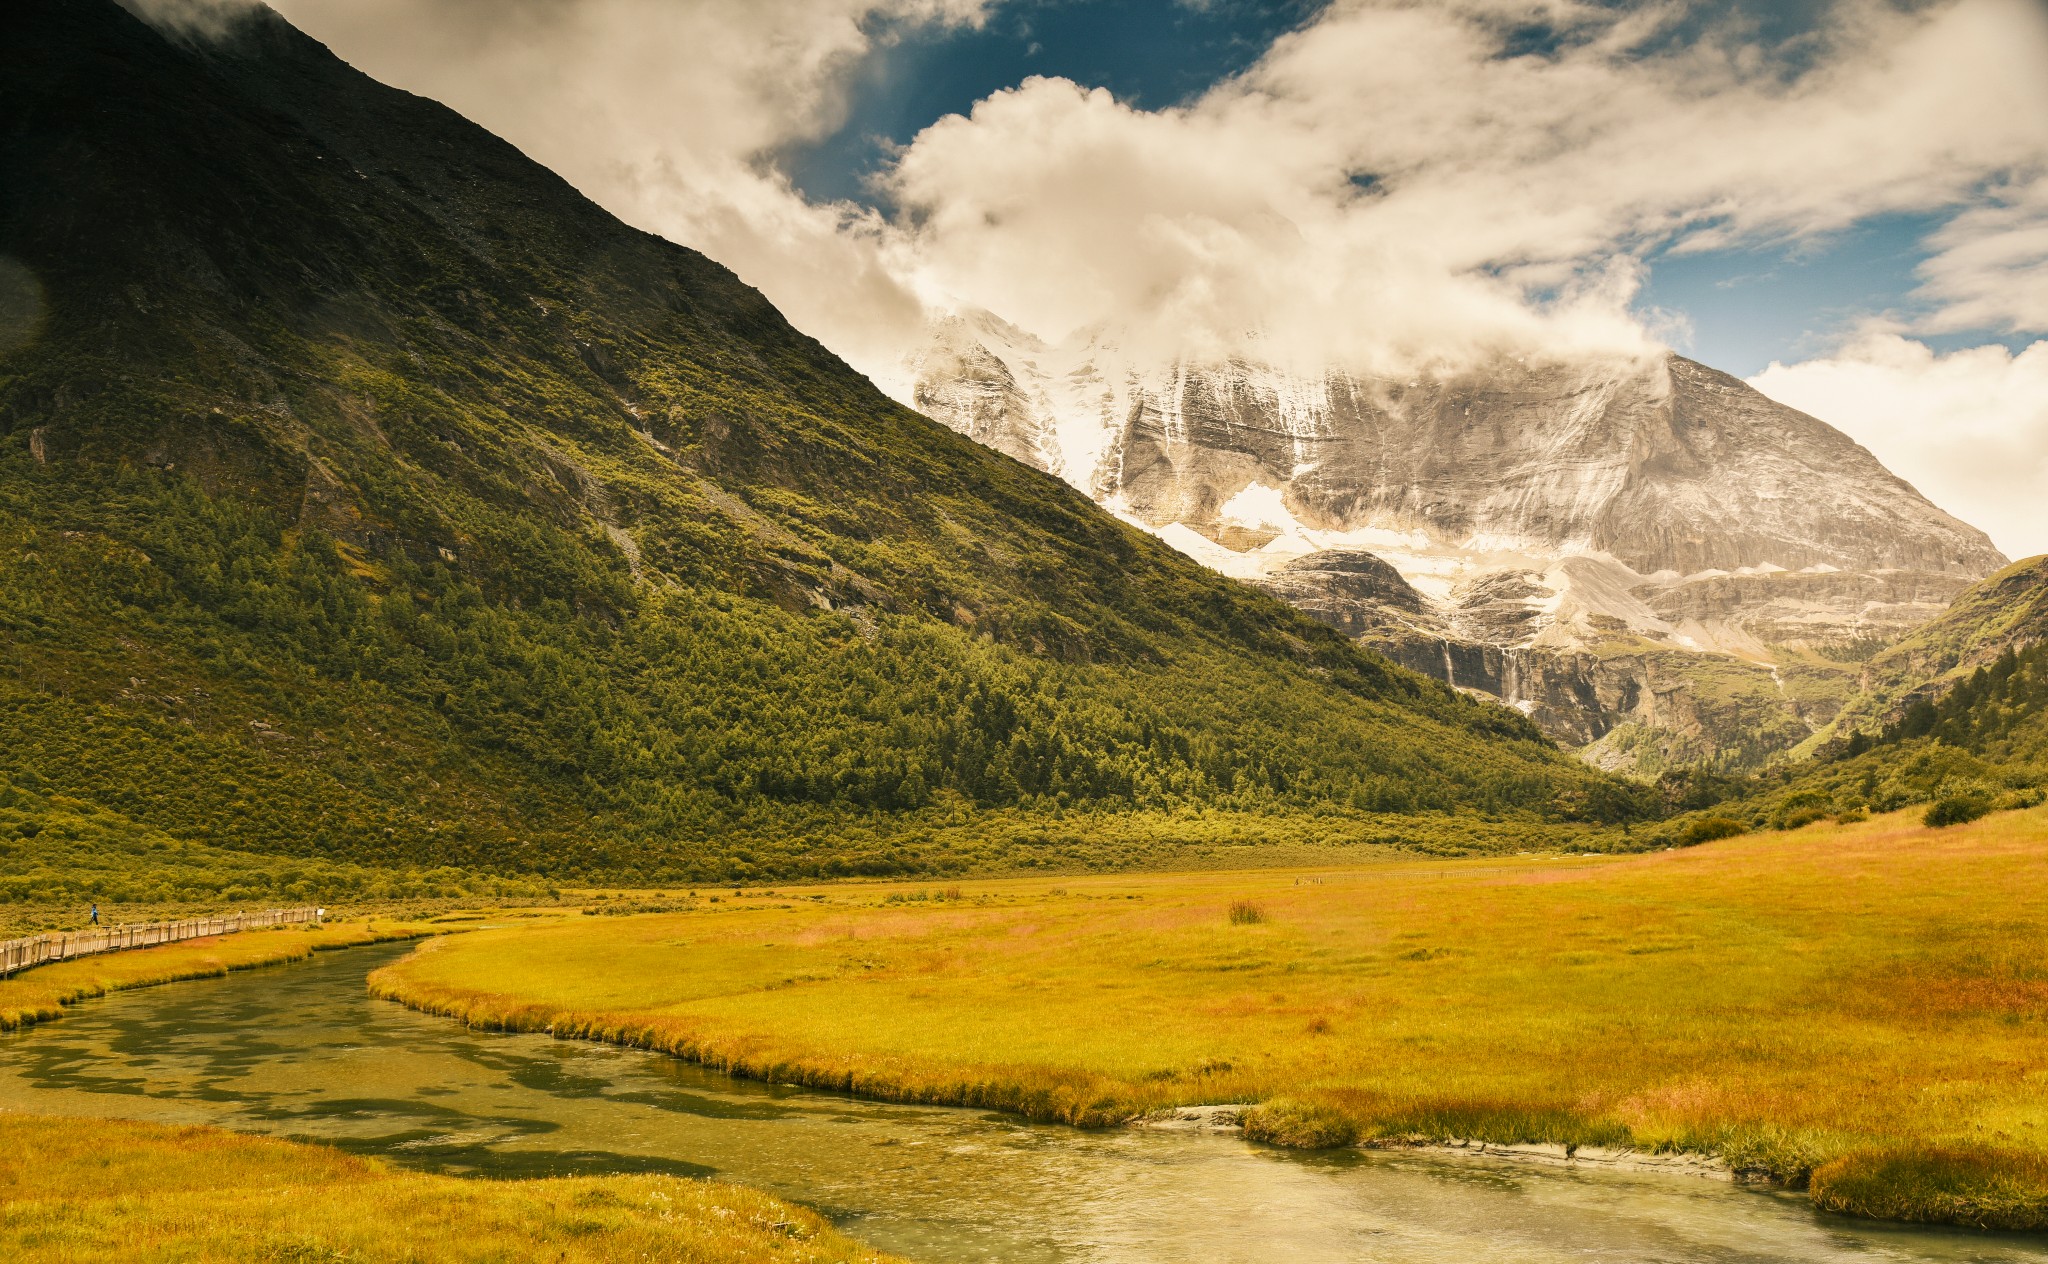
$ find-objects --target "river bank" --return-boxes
[0,1113,905,1263]
[1136,1105,1739,1180]
[7,939,2030,1264]
[363,809,2048,1232]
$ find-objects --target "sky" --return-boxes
[231,0,2048,558]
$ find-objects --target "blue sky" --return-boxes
[1636,216,2036,376]
[784,0,1328,204]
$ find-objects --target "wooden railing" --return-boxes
[0,907,322,979]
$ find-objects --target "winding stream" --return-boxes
[1,940,2042,1263]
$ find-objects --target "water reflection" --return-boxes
[0,941,2040,1264]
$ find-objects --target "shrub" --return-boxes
[1775,806,1828,831]
[1678,816,1748,846]
[1833,807,1868,824]
[1242,1098,1358,1148]
[1810,1147,2048,1230]
[1227,900,1266,925]
[1924,793,1993,828]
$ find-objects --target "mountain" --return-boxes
[907,313,2005,773]
[0,0,1651,888]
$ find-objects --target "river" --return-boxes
[0,940,2040,1263]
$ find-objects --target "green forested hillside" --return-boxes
[0,0,1646,886]
[0,774,540,924]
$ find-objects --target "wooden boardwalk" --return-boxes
[0,907,321,979]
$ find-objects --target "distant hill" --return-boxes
[0,0,1646,885]
[1659,560,2048,839]
[1809,555,2048,748]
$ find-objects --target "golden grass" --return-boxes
[0,1113,903,1263]
[1811,1146,2048,1230]
[371,807,2048,1227]
[0,920,428,1030]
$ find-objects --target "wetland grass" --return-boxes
[0,1114,902,1262]
[373,805,2048,1229]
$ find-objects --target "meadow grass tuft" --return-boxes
[1242,1098,1358,1148]
[1811,1147,2048,1230]
[1226,899,1266,925]
[371,806,2048,1229]
[0,1114,904,1262]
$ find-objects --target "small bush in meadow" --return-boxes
[1925,792,1993,828]
[1678,816,1748,846]
[1227,900,1266,925]
[1834,807,1868,824]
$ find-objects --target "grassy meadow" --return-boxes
[0,1114,902,1263]
[0,919,428,1031]
[373,806,2048,1229]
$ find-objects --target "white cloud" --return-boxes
[1750,332,2048,560]
[881,0,2048,369]
[1916,174,2048,334]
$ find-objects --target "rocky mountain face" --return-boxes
[908,313,2007,773]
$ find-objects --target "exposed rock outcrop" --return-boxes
[909,315,2002,579]
[909,314,2009,771]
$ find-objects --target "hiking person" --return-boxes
[89,903,99,926]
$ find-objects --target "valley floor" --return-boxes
[371,808,2048,1231]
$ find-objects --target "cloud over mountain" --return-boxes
[886,0,2048,367]
[249,0,2045,381]
[226,0,2048,546]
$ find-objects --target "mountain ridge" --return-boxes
[0,0,1646,884]
[906,313,2001,578]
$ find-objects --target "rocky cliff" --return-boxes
[908,314,2007,772]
